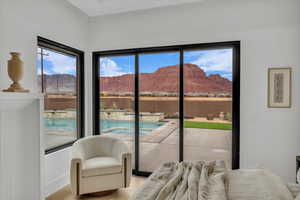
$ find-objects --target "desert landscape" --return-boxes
[42,64,232,117]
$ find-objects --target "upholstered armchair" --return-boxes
[70,135,132,196]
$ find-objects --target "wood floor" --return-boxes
[46,176,146,200]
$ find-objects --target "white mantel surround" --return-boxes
[0,92,44,200]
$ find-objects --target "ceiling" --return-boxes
[67,0,205,17]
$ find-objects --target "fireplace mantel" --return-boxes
[0,92,43,109]
[0,92,44,200]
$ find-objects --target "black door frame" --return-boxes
[93,41,240,176]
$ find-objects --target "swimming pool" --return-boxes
[101,120,165,135]
[45,118,77,132]
[45,118,165,135]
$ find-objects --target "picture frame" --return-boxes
[268,67,291,108]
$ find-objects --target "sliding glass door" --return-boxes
[138,52,179,172]
[94,41,240,175]
[183,48,233,168]
[98,55,136,168]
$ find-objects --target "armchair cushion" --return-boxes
[82,157,122,177]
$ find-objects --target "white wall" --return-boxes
[44,147,72,197]
[88,0,300,182]
[0,0,89,197]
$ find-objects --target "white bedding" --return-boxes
[130,161,227,200]
[130,161,299,200]
[227,169,294,200]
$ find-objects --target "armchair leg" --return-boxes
[76,163,80,196]
[124,157,127,187]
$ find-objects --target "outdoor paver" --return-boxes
[111,127,232,172]
[139,143,178,172]
[162,128,230,150]
[184,128,230,149]
[138,143,230,172]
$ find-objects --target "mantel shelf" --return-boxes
[0,92,43,100]
[0,92,44,111]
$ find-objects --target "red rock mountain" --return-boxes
[38,74,76,93]
[100,64,232,94]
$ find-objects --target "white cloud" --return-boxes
[100,58,125,77]
[44,49,76,74]
[191,49,233,73]
[221,73,233,81]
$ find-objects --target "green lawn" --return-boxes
[184,121,232,130]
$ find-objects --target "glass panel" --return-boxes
[37,47,78,150]
[139,52,179,172]
[99,56,135,167]
[183,49,233,167]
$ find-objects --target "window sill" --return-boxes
[45,140,77,155]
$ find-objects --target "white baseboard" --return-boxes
[45,173,70,197]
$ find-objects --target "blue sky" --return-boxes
[37,48,77,76]
[100,49,233,80]
[185,49,233,80]
[37,48,233,80]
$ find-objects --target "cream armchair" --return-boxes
[70,135,132,196]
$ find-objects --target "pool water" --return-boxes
[45,118,77,132]
[45,118,165,135]
[100,120,165,135]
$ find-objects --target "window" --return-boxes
[93,41,240,175]
[37,37,84,154]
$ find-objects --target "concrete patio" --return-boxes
[45,124,231,172]
[107,127,231,172]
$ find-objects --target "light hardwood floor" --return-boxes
[46,176,146,200]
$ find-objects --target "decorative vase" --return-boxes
[3,52,29,92]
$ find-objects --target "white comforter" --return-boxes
[130,161,227,200]
[130,161,298,200]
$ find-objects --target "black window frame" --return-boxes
[93,41,240,176]
[37,36,85,154]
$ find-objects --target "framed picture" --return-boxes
[268,67,291,108]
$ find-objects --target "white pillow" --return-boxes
[227,169,294,200]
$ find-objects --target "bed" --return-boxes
[130,161,300,200]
